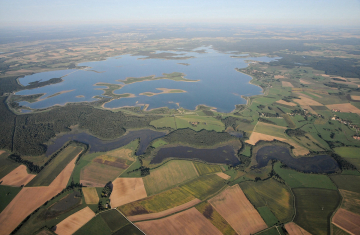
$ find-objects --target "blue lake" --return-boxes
[16,47,278,113]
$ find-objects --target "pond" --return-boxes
[256,145,339,173]
[45,129,166,156]
[151,145,240,165]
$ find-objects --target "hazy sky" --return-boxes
[1,0,360,26]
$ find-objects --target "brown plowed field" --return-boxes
[0,150,5,155]
[110,178,147,208]
[284,222,312,235]
[54,207,95,235]
[294,95,323,106]
[300,79,312,84]
[209,185,267,235]
[0,165,36,187]
[135,207,222,235]
[332,208,360,235]
[0,156,77,235]
[216,172,231,180]
[282,81,294,87]
[326,103,360,115]
[128,198,201,222]
[83,187,99,204]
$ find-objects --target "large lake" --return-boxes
[16,47,278,113]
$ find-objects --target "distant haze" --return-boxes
[0,0,360,27]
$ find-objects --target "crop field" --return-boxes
[332,224,351,235]
[0,151,19,179]
[216,172,231,180]
[27,144,84,187]
[239,179,294,222]
[0,185,21,213]
[284,222,311,235]
[111,224,144,235]
[181,174,227,200]
[334,146,360,169]
[257,206,278,227]
[194,162,222,175]
[330,175,360,193]
[339,189,360,215]
[119,159,142,178]
[195,202,237,235]
[100,209,129,232]
[293,188,340,235]
[119,187,195,216]
[0,165,36,187]
[135,207,223,235]
[54,207,95,235]
[110,177,147,208]
[276,99,297,106]
[326,103,360,115]
[143,160,199,195]
[332,208,360,235]
[209,185,267,235]
[83,187,99,204]
[254,122,287,138]
[150,117,177,129]
[273,162,337,190]
[74,215,112,235]
[80,162,125,187]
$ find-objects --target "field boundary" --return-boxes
[114,208,145,234]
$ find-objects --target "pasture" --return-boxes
[330,175,360,193]
[334,146,360,169]
[194,162,222,175]
[143,160,199,196]
[0,185,21,213]
[54,207,95,235]
[151,139,168,148]
[0,151,20,179]
[110,177,147,208]
[111,224,144,235]
[339,189,360,215]
[74,215,112,235]
[181,174,226,200]
[239,179,294,222]
[100,209,129,232]
[0,165,36,187]
[209,185,267,235]
[293,188,340,235]
[257,206,279,227]
[83,187,99,204]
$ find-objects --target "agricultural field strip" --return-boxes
[127,198,201,222]
[110,178,147,208]
[332,208,360,235]
[284,222,311,235]
[54,206,95,235]
[83,187,99,204]
[0,165,36,187]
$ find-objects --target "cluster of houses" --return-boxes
[331,115,360,132]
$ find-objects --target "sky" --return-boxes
[0,0,360,27]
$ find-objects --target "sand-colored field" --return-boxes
[284,222,311,235]
[135,207,222,235]
[216,172,231,180]
[351,95,360,101]
[82,187,99,204]
[80,162,124,187]
[326,103,360,115]
[110,178,147,208]
[107,148,134,161]
[299,79,312,84]
[55,207,95,235]
[293,95,323,106]
[209,185,267,235]
[0,156,78,235]
[276,99,298,106]
[128,198,201,222]
[274,75,285,79]
[0,150,5,155]
[332,208,360,235]
[0,165,36,187]
[282,81,294,87]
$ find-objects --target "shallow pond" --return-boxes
[256,145,339,173]
[151,145,240,165]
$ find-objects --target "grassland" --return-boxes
[273,162,337,190]
[240,144,252,157]
[330,175,360,193]
[257,206,279,227]
[118,72,198,84]
[0,151,20,179]
[181,174,227,200]
[119,158,142,177]
[254,122,288,138]
[100,209,130,232]
[339,190,360,215]
[293,188,340,235]
[119,187,196,216]
[334,147,360,169]
[257,227,282,235]
[195,202,237,235]
[112,223,144,235]
[143,160,199,195]
[239,179,294,222]
[74,214,112,235]
[151,139,168,148]
[193,162,222,175]
[0,185,22,213]
[27,144,84,187]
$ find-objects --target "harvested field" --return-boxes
[294,95,323,106]
[276,100,297,106]
[143,160,199,196]
[284,222,311,235]
[339,190,360,215]
[0,156,77,235]
[0,165,36,187]
[128,198,201,222]
[274,75,285,79]
[282,81,294,87]
[193,162,222,175]
[55,207,95,235]
[83,187,99,204]
[299,79,312,84]
[107,148,134,161]
[216,172,231,180]
[326,103,360,115]
[332,208,360,235]
[80,162,124,187]
[0,151,5,155]
[110,178,147,208]
[209,185,267,235]
[351,95,360,101]
[135,207,222,235]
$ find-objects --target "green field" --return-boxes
[150,117,177,129]
[151,139,168,148]
[273,162,337,190]
[119,187,195,216]
[257,206,279,227]
[100,209,130,232]
[240,144,251,157]
[334,146,360,169]
[195,202,237,235]
[257,227,282,235]
[0,152,20,179]
[340,190,360,215]
[180,174,226,200]
[330,175,360,193]
[293,188,340,235]
[27,144,84,186]
[239,179,294,222]
[254,121,287,138]
[193,162,222,175]
[74,215,112,235]
[332,224,351,235]
[143,160,199,195]
[112,224,144,235]
[119,158,142,178]
[0,185,22,213]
